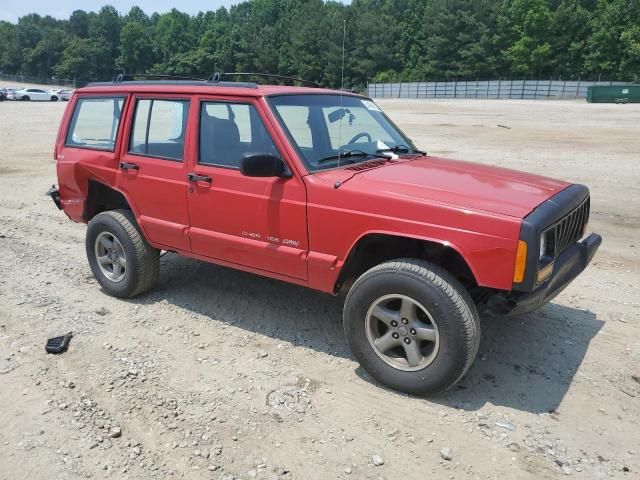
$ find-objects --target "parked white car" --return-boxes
[51,88,74,101]
[14,88,61,101]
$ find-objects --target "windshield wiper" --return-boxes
[376,144,426,155]
[317,149,390,164]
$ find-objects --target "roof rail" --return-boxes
[114,73,205,82]
[209,72,321,88]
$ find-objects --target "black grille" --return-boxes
[547,196,590,256]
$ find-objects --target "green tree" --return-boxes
[151,9,197,70]
[23,28,69,77]
[277,0,344,87]
[196,7,237,74]
[548,0,592,77]
[89,5,121,74]
[0,21,20,73]
[117,21,154,73]
[55,37,111,84]
[412,0,499,80]
[499,0,554,75]
[347,0,403,88]
[123,6,150,25]
[0,0,637,85]
[586,0,640,80]
[68,10,90,38]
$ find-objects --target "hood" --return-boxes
[318,156,570,218]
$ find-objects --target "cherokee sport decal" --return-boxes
[242,231,301,247]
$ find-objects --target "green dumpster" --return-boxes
[587,85,640,103]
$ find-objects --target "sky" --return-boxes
[1,1,352,23]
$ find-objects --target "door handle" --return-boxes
[187,173,212,183]
[120,162,139,171]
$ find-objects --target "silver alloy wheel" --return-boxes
[94,232,127,283]
[365,294,440,372]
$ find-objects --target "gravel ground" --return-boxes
[0,90,638,480]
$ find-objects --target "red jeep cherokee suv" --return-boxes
[50,77,601,394]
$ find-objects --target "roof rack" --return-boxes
[208,72,321,88]
[86,72,258,89]
[114,73,206,82]
[86,72,320,89]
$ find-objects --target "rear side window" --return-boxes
[66,97,124,151]
[129,99,189,161]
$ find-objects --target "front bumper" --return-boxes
[487,233,602,316]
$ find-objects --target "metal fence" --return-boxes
[367,79,637,100]
[0,73,75,88]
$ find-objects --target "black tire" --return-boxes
[22,96,30,101]
[86,209,159,298]
[343,259,480,395]
[51,96,58,102]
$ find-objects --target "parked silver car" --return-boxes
[3,87,20,100]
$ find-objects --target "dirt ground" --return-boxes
[1,85,638,480]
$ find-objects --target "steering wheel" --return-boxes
[348,132,372,144]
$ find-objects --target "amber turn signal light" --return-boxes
[513,240,527,283]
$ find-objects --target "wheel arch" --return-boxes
[84,179,135,222]
[336,231,484,297]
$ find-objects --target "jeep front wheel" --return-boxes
[86,209,159,298]
[343,259,480,395]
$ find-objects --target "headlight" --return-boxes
[539,233,547,260]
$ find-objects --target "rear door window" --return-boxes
[65,97,125,151]
[129,99,190,161]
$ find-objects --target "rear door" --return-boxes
[116,95,192,251]
[186,96,308,280]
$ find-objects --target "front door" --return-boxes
[186,97,308,280]
[117,96,191,251]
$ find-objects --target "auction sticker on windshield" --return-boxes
[361,100,382,112]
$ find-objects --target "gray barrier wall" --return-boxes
[367,79,636,99]
[0,73,75,88]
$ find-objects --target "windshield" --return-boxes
[268,94,418,172]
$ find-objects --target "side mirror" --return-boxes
[240,154,291,178]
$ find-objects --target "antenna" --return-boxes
[337,19,347,169]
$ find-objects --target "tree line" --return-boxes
[0,0,638,89]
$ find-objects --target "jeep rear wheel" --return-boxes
[86,209,159,298]
[343,259,480,395]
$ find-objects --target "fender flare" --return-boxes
[339,229,480,285]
